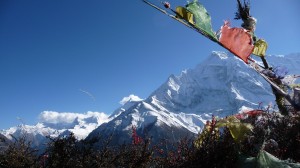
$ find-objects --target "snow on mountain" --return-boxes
[149,51,273,115]
[1,123,59,148]
[109,94,144,119]
[266,53,300,76]
[87,51,300,145]
[0,111,109,150]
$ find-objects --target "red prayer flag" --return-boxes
[219,21,254,63]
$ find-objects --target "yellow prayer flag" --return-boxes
[253,39,268,57]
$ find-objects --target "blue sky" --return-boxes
[1,0,299,129]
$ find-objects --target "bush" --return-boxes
[0,135,39,168]
[0,110,299,167]
[241,111,300,162]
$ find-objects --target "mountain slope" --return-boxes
[88,51,299,145]
[0,133,11,152]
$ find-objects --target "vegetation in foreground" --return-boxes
[0,107,299,168]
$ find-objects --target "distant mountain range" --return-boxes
[1,51,299,148]
[0,111,109,150]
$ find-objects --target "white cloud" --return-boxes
[38,111,109,125]
[119,94,143,105]
[37,111,110,139]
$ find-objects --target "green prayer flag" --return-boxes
[186,0,217,40]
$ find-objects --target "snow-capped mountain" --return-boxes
[86,51,300,145]
[0,111,109,150]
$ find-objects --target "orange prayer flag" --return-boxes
[219,21,254,63]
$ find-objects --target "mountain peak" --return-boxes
[87,51,300,146]
[119,94,143,105]
[212,51,229,60]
